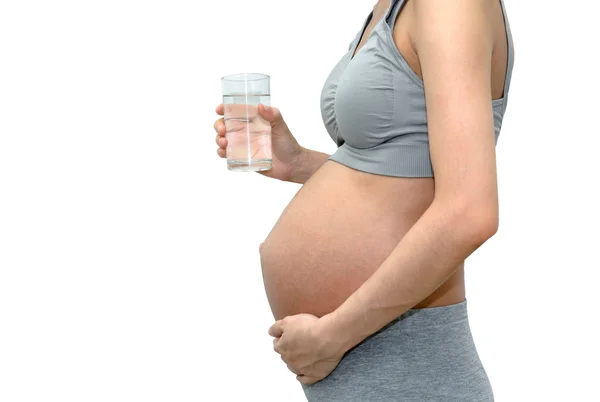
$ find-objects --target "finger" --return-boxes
[273,337,280,353]
[217,148,226,158]
[287,365,302,375]
[268,320,284,337]
[215,104,224,116]
[214,118,225,136]
[297,375,318,385]
[216,136,227,149]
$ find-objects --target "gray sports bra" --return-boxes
[321,0,514,177]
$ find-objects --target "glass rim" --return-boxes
[221,73,270,82]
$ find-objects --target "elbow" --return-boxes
[447,199,499,246]
[462,204,499,245]
[472,210,498,244]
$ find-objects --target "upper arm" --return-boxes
[413,0,498,210]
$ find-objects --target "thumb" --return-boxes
[258,104,285,127]
[268,320,285,338]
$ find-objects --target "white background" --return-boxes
[1,0,599,401]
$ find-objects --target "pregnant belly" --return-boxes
[259,161,465,320]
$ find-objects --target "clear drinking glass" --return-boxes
[221,73,272,172]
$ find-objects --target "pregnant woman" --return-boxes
[214,0,513,400]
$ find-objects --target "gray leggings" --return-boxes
[301,300,493,401]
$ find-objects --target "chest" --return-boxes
[320,25,427,149]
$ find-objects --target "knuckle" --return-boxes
[285,355,296,366]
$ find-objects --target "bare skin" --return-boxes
[215,0,509,382]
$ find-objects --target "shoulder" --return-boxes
[411,0,496,49]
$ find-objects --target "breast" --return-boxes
[259,161,434,320]
[334,44,396,149]
[322,32,429,154]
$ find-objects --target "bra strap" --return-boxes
[386,0,406,28]
[499,0,514,113]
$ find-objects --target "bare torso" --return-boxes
[259,0,508,320]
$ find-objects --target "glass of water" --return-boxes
[221,73,272,172]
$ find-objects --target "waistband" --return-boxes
[382,299,469,332]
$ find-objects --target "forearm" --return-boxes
[323,200,497,353]
[289,147,330,184]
